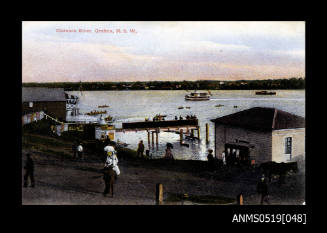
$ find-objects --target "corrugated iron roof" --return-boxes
[22,87,66,102]
[211,107,305,131]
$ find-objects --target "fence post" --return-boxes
[237,193,243,205]
[156,183,163,205]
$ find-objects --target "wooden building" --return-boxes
[22,87,67,122]
[211,107,305,164]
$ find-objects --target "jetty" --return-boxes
[116,119,202,146]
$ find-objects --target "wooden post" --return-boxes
[191,129,194,138]
[152,131,154,147]
[180,129,183,144]
[197,126,200,140]
[237,193,243,205]
[156,183,163,205]
[155,131,159,147]
[206,123,209,144]
[147,131,150,147]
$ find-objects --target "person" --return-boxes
[221,150,226,165]
[104,146,120,180]
[104,135,111,146]
[23,154,35,188]
[103,146,119,198]
[137,140,145,158]
[175,116,178,120]
[179,115,183,120]
[77,143,83,160]
[164,144,174,160]
[207,149,215,171]
[72,142,77,159]
[257,174,270,205]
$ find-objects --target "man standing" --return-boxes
[207,149,215,171]
[257,175,270,205]
[137,140,145,158]
[77,142,83,160]
[23,154,35,188]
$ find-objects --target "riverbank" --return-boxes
[22,133,305,205]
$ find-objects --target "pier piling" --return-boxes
[155,131,159,147]
[206,123,209,144]
[152,132,154,147]
[147,131,150,147]
[197,126,200,140]
[180,129,183,144]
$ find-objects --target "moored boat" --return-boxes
[255,90,276,95]
[86,110,107,116]
[98,105,109,108]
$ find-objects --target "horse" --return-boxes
[259,161,298,184]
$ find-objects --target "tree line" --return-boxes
[22,78,305,91]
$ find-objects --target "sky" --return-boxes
[22,21,305,82]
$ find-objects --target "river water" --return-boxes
[67,90,305,161]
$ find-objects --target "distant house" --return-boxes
[211,107,305,164]
[22,87,67,121]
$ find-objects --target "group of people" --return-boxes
[174,115,197,120]
[206,149,270,205]
[137,140,174,160]
[23,138,269,204]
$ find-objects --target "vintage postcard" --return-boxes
[22,21,305,207]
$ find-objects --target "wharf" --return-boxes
[115,119,202,146]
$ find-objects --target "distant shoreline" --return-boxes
[22,78,305,91]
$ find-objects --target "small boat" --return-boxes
[233,106,238,108]
[215,104,224,107]
[185,106,191,109]
[98,105,109,108]
[86,110,107,116]
[178,106,184,109]
[185,91,211,101]
[255,90,276,95]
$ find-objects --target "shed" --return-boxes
[22,87,67,121]
[211,107,305,164]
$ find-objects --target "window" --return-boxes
[285,137,292,154]
[29,102,33,108]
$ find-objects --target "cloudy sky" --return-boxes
[22,21,305,82]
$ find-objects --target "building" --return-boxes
[211,107,305,164]
[22,87,67,122]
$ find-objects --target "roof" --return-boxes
[211,107,305,131]
[22,87,66,102]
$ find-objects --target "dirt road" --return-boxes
[22,149,305,205]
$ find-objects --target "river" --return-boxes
[67,90,305,160]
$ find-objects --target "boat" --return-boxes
[98,105,109,108]
[185,91,211,101]
[178,106,184,109]
[255,90,276,95]
[215,104,224,107]
[86,110,107,116]
[185,106,191,109]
